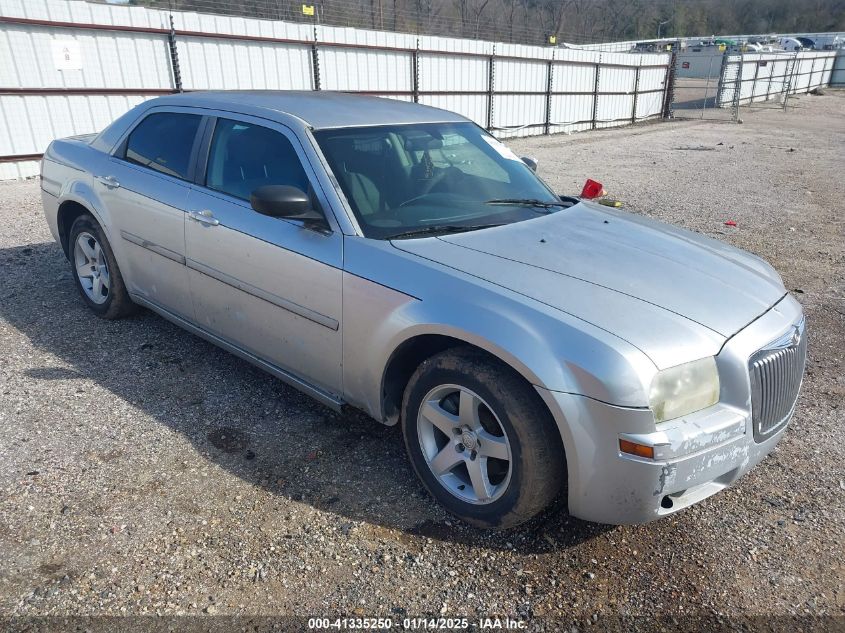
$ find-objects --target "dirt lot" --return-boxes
[1,91,843,630]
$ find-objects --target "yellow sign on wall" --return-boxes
[302,4,315,16]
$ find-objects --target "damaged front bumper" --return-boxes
[537,294,804,526]
[537,392,782,525]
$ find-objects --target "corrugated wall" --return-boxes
[0,0,672,179]
[0,0,174,178]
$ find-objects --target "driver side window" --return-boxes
[205,119,309,202]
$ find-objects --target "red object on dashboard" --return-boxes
[581,179,605,199]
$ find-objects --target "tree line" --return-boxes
[140,0,845,45]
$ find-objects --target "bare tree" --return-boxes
[471,0,493,38]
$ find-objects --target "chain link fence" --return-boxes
[98,0,605,47]
[668,48,836,122]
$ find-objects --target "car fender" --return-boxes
[55,181,123,258]
[342,237,657,422]
[45,141,124,262]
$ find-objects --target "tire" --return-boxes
[68,214,138,320]
[401,346,565,529]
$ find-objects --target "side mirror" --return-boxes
[521,156,538,172]
[250,185,326,225]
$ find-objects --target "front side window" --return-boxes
[314,122,561,239]
[205,118,309,202]
[124,112,201,180]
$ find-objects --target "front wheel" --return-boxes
[401,347,565,529]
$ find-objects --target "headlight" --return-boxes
[649,357,720,423]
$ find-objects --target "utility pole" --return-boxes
[657,19,670,40]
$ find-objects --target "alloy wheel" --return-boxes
[73,231,110,305]
[416,384,512,504]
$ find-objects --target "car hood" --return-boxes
[392,202,786,369]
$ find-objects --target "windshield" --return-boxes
[314,122,562,239]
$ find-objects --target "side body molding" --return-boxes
[121,230,186,265]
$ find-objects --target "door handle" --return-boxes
[95,175,120,189]
[189,210,220,226]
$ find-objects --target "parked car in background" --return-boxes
[780,37,805,51]
[40,92,807,528]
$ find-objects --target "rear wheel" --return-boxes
[69,214,137,319]
[402,347,565,529]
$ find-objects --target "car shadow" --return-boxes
[0,241,611,553]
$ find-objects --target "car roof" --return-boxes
[156,91,469,129]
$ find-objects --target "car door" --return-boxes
[184,115,343,397]
[96,108,204,319]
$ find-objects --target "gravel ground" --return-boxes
[0,90,843,630]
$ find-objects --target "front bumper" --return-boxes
[537,294,804,525]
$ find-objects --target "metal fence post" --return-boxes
[631,64,641,124]
[749,56,760,104]
[714,51,731,111]
[661,51,677,119]
[764,58,775,100]
[731,53,743,122]
[700,52,718,118]
[783,53,799,111]
[486,46,495,131]
[808,56,818,90]
[544,56,553,135]
[412,39,419,103]
[591,59,601,130]
[167,14,182,92]
[311,26,321,90]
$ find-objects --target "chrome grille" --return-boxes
[749,319,807,442]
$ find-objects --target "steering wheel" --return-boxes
[400,168,463,208]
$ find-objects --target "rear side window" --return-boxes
[205,118,309,201]
[124,112,201,180]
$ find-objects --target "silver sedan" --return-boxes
[40,91,806,528]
